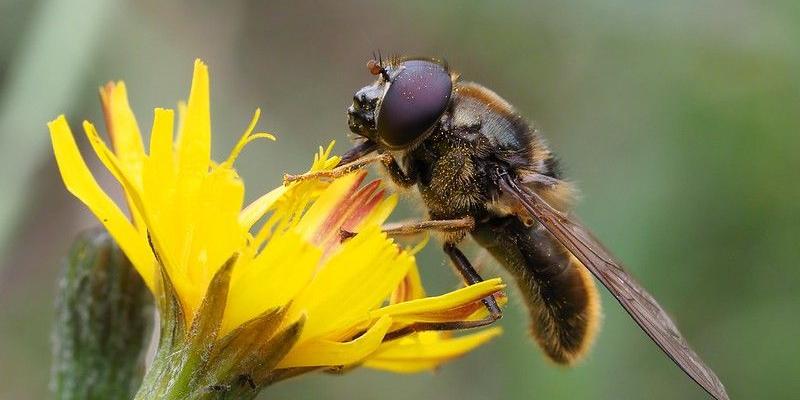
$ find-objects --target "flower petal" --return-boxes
[142,109,177,260]
[147,108,176,188]
[371,278,504,323]
[289,228,413,341]
[390,263,426,304]
[223,232,321,334]
[82,120,178,293]
[179,165,246,310]
[239,185,286,230]
[176,59,211,198]
[99,82,147,230]
[278,316,392,368]
[293,171,365,242]
[99,82,146,181]
[48,116,157,289]
[364,328,502,373]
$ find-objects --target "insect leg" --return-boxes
[378,153,417,187]
[339,217,474,241]
[383,217,474,236]
[283,152,390,184]
[339,140,379,165]
[443,243,503,320]
[380,234,503,341]
[383,307,502,341]
[384,247,504,340]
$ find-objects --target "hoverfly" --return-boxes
[286,55,727,399]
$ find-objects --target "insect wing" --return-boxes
[498,175,728,400]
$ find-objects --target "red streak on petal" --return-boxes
[423,302,485,321]
[390,274,412,304]
[399,290,506,321]
[312,172,370,251]
[340,184,384,233]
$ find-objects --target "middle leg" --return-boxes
[339,217,474,241]
[358,219,503,339]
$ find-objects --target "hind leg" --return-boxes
[346,219,502,339]
[443,243,503,321]
[385,244,503,341]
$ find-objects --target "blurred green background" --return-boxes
[1,1,798,399]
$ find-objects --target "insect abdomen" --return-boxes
[472,216,601,364]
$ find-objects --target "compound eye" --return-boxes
[377,60,452,149]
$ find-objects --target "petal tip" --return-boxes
[48,115,68,129]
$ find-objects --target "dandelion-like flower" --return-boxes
[48,60,504,398]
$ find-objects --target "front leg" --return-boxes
[339,139,378,165]
[379,153,417,188]
[284,152,389,184]
[283,146,416,187]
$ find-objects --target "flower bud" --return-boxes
[51,228,153,400]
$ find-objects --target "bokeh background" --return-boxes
[1,1,798,399]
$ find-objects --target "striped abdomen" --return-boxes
[472,216,600,364]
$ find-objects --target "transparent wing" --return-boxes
[498,173,728,400]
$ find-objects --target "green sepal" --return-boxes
[51,228,153,400]
[134,253,305,400]
[196,316,306,400]
[205,306,288,381]
[133,245,187,399]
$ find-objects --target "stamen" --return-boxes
[408,234,430,255]
[223,108,276,167]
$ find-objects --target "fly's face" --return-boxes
[347,81,384,140]
[348,57,453,151]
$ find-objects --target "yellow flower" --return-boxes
[48,59,503,395]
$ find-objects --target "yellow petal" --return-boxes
[223,231,320,334]
[239,185,286,230]
[178,165,246,312]
[99,82,145,179]
[142,109,177,261]
[48,116,157,290]
[364,328,502,373]
[289,228,413,341]
[99,82,148,231]
[356,192,397,231]
[293,172,363,241]
[176,59,211,196]
[147,108,176,185]
[371,279,504,323]
[278,316,392,368]
[390,263,426,304]
[82,120,183,295]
